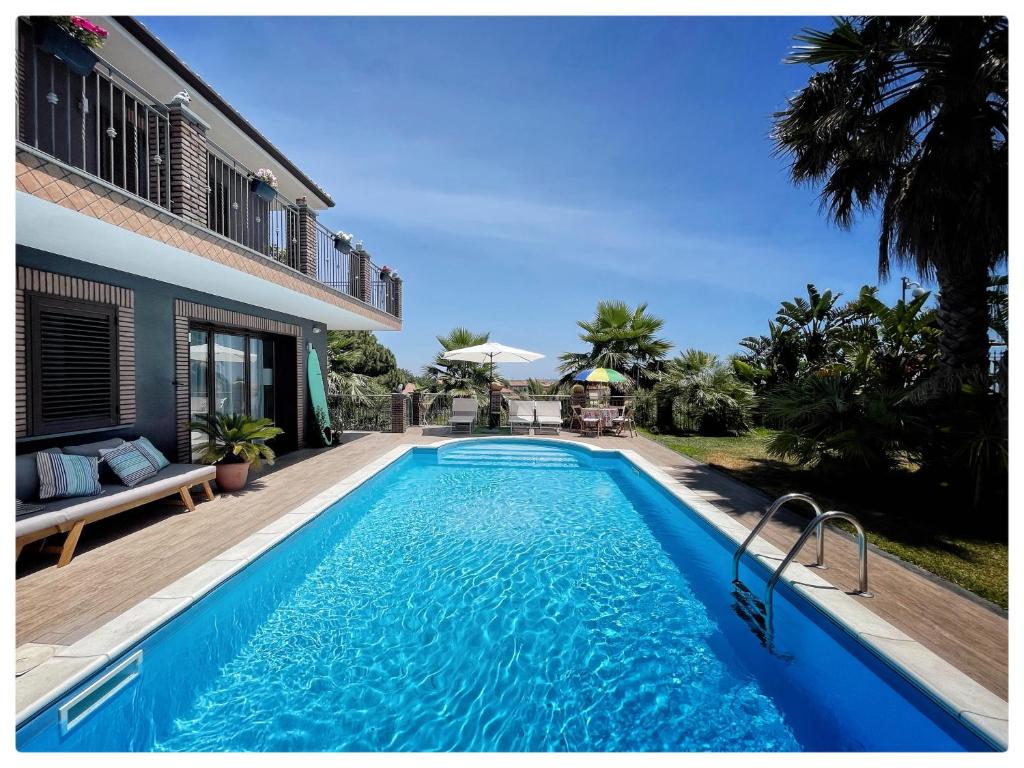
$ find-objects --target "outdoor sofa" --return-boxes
[15,438,216,567]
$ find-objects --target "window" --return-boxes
[27,295,119,436]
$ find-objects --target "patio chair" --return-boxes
[449,398,478,434]
[535,400,563,434]
[573,404,600,437]
[612,403,637,437]
[509,400,536,434]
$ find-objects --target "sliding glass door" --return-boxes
[190,326,278,455]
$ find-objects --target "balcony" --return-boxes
[15,19,401,322]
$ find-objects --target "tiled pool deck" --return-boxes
[16,429,1007,715]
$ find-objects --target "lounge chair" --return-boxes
[535,400,563,434]
[509,400,536,434]
[449,398,478,434]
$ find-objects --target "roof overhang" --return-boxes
[16,192,393,331]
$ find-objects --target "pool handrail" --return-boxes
[764,510,872,636]
[731,493,825,584]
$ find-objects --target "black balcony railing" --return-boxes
[17,19,172,210]
[206,142,302,271]
[17,18,401,320]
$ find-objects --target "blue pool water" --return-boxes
[18,440,991,751]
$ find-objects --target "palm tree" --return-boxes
[523,378,554,396]
[655,349,755,435]
[772,17,1007,385]
[422,327,494,398]
[558,300,671,385]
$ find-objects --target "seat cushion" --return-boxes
[36,453,102,501]
[99,442,159,487]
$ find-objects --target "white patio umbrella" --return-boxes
[441,342,544,384]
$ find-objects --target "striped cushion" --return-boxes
[35,452,102,500]
[132,437,170,471]
[99,443,159,487]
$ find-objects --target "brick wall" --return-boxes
[167,103,210,226]
[296,196,318,279]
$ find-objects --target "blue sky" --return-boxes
[143,16,922,379]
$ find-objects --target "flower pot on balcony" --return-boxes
[251,178,277,202]
[334,237,352,252]
[215,461,250,492]
[38,22,98,77]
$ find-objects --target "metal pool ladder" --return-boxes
[731,493,872,639]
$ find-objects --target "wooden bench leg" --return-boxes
[201,480,215,502]
[57,521,85,568]
[179,486,196,512]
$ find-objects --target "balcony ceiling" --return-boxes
[16,192,391,331]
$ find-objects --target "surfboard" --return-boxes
[306,345,334,446]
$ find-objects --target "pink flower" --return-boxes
[71,17,108,38]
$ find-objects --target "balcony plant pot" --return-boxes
[37,22,98,77]
[215,461,249,492]
[334,237,352,253]
[251,178,277,202]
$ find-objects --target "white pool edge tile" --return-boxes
[14,436,1009,750]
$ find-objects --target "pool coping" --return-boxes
[14,436,1009,750]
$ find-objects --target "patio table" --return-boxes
[582,407,621,430]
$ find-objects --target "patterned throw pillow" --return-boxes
[35,452,102,500]
[132,437,170,471]
[99,443,158,487]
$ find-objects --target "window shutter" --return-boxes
[28,295,119,435]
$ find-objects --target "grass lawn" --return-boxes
[639,428,1008,610]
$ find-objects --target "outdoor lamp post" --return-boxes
[900,276,927,302]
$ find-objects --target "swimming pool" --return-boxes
[16,439,1001,751]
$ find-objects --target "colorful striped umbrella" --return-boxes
[574,367,629,384]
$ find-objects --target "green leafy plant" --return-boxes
[422,327,496,398]
[773,16,1007,383]
[655,349,755,435]
[558,300,671,386]
[189,413,284,468]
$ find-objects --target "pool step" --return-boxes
[438,443,585,469]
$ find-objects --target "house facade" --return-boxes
[15,16,402,461]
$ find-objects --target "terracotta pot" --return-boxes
[215,462,250,492]
[489,381,503,392]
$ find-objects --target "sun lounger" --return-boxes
[509,400,536,434]
[448,398,478,434]
[535,400,563,433]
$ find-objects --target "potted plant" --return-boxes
[379,265,393,279]
[251,168,279,202]
[334,231,353,251]
[36,16,108,76]
[189,413,284,492]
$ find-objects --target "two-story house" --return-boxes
[15,16,402,463]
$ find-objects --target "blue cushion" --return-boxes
[132,437,170,471]
[35,453,102,500]
[99,442,159,487]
